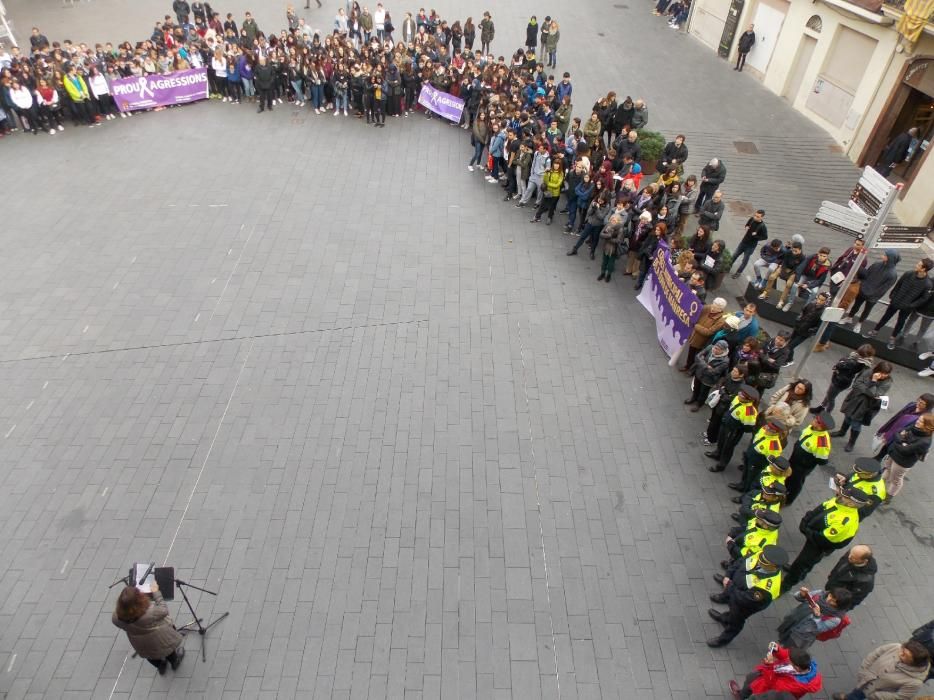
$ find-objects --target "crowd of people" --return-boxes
[8,2,932,697]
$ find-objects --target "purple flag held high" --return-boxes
[417,84,465,122]
[110,68,210,113]
[636,240,704,358]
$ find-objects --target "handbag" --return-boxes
[706,388,722,408]
[870,433,886,455]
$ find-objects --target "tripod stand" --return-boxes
[175,579,229,662]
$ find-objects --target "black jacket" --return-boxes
[793,302,824,337]
[824,553,876,607]
[700,161,726,190]
[661,141,688,166]
[738,30,756,53]
[888,271,933,310]
[253,63,275,90]
[886,424,931,468]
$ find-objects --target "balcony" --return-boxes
[881,0,934,40]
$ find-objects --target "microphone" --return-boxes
[138,561,156,586]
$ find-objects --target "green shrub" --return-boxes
[637,130,666,162]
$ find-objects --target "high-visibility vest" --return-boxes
[799,426,832,459]
[747,493,783,513]
[760,472,788,491]
[729,397,758,427]
[751,428,783,458]
[737,525,779,558]
[819,497,860,544]
[742,555,782,600]
[847,473,886,503]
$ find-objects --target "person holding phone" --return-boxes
[112,581,186,674]
[727,643,822,699]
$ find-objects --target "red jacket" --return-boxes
[748,647,823,698]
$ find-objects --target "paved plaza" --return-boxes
[1,1,933,698]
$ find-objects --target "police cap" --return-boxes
[739,385,760,402]
[761,480,788,497]
[767,455,792,474]
[766,418,788,433]
[754,509,782,528]
[759,544,788,568]
[853,457,882,476]
[814,412,835,430]
[841,486,872,504]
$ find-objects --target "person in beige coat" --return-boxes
[680,297,727,372]
[112,582,185,674]
[832,640,930,700]
[767,380,813,430]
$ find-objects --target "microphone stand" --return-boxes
[174,578,229,662]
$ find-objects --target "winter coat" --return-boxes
[112,591,183,660]
[886,424,931,468]
[746,646,823,699]
[841,373,892,426]
[692,345,730,387]
[825,552,876,606]
[544,30,560,51]
[887,271,932,310]
[479,17,495,43]
[738,30,756,53]
[857,250,900,301]
[253,63,275,90]
[583,118,602,145]
[471,119,489,146]
[543,169,564,198]
[698,199,724,230]
[630,105,648,129]
[525,21,538,47]
[586,201,611,227]
[768,384,809,429]
[855,643,930,699]
[661,141,688,167]
[699,161,727,191]
[688,305,726,349]
[599,222,627,257]
[792,302,824,337]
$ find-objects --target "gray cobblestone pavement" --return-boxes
[1,1,933,699]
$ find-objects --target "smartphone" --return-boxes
[767,641,778,654]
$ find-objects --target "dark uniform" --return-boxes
[731,432,787,494]
[720,509,782,570]
[707,545,787,647]
[835,458,886,519]
[731,480,786,521]
[782,487,870,593]
[706,386,759,472]
[785,413,834,505]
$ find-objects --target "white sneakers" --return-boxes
[48,128,56,135]
[919,366,934,377]
[920,351,934,360]
[467,165,474,172]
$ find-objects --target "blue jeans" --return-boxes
[241,78,254,97]
[566,196,580,227]
[732,240,757,274]
[572,223,601,252]
[548,49,557,66]
[310,83,324,109]
[469,141,485,166]
[291,80,303,101]
[334,89,348,111]
[843,690,866,700]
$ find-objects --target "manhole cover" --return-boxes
[728,200,756,217]
[733,140,759,155]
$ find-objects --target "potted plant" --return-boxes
[636,130,666,174]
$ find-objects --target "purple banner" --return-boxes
[417,84,465,122]
[636,240,704,357]
[111,68,209,113]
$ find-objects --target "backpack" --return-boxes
[816,614,850,641]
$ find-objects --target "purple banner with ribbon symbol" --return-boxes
[636,240,704,358]
[417,84,465,122]
[110,68,210,113]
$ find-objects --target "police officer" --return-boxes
[781,487,871,593]
[719,509,782,571]
[785,412,834,506]
[707,544,788,647]
[730,423,787,493]
[833,457,886,519]
[731,479,786,521]
[706,385,759,472]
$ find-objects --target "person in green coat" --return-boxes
[544,20,560,68]
[479,12,495,55]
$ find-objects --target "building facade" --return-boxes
[688,0,934,227]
